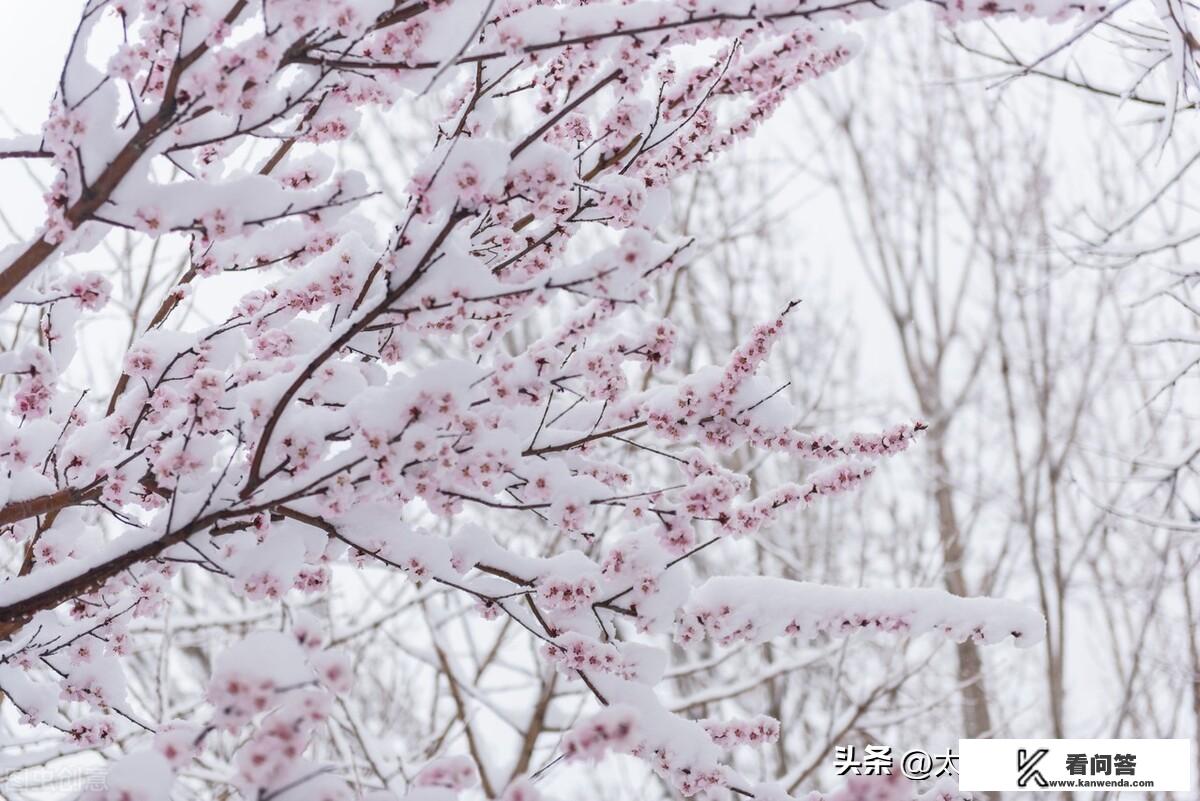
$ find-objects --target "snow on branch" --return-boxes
[679,577,1045,648]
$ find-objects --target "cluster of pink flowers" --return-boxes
[679,474,744,519]
[681,604,912,647]
[677,577,1041,651]
[542,633,637,679]
[240,570,289,601]
[123,345,160,378]
[60,273,112,310]
[715,463,877,539]
[637,743,728,797]
[60,671,114,708]
[235,692,330,788]
[252,328,296,360]
[745,421,928,461]
[562,706,640,761]
[703,715,782,749]
[362,17,428,66]
[12,377,52,418]
[414,755,480,790]
[185,370,227,430]
[208,670,280,731]
[153,723,203,770]
[676,603,760,648]
[293,564,331,593]
[784,613,914,639]
[594,175,648,229]
[6,346,57,419]
[598,536,670,627]
[536,576,599,614]
[149,439,208,490]
[848,423,928,456]
[67,716,116,746]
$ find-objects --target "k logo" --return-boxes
[1017,748,1050,788]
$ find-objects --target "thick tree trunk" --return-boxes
[932,449,993,739]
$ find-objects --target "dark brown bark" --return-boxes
[0,486,98,528]
[931,445,993,739]
[0,505,232,639]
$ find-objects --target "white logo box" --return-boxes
[958,739,1191,792]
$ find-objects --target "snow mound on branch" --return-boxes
[679,577,1044,648]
